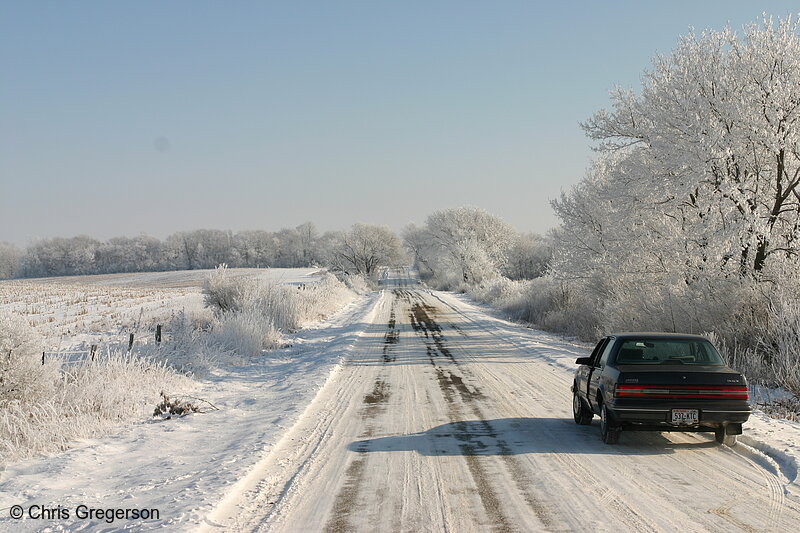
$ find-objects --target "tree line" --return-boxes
[0,222,408,279]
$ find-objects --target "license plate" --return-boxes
[671,409,699,425]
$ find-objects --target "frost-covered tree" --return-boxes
[581,15,800,277]
[503,232,552,280]
[19,236,100,277]
[93,235,163,273]
[405,207,515,287]
[549,14,800,343]
[12,223,346,277]
[333,223,402,276]
[317,231,346,271]
[0,243,21,279]
[272,223,320,267]
[295,222,319,266]
[233,230,277,268]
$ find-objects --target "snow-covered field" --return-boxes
[0,268,322,351]
[21,268,323,289]
[0,267,336,464]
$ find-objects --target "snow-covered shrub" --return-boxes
[526,278,600,340]
[716,294,800,396]
[0,310,42,358]
[0,312,59,406]
[468,275,601,340]
[341,273,373,295]
[0,313,191,462]
[203,264,246,312]
[597,276,753,339]
[503,233,553,280]
[763,298,800,396]
[199,267,358,357]
[204,266,299,331]
[292,273,357,324]
[250,281,300,332]
[156,308,230,378]
[60,352,189,425]
[468,277,528,316]
[211,308,284,355]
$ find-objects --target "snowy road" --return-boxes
[202,268,800,533]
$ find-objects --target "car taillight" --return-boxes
[615,384,748,400]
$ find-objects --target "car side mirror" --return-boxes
[575,357,593,365]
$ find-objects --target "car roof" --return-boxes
[609,332,711,341]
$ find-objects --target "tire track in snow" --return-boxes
[720,443,786,532]
[424,291,703,532]
[325,378,391,533]
[407,291,559,532]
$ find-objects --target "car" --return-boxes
[571,332,751,445]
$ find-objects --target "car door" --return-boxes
[576,338,606,395]
[575,338,605,396]
[588,338,614,412]
[583,337,609,400]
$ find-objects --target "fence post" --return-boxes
[128,333,135,353]
[156,325,162,344]
[90,344,98,361]
[42,352,45,365]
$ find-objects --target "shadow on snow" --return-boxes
[348,417,718,456]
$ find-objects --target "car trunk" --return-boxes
[615,365,747,399]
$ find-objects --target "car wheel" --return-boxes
[573,390,593,425]
[600,404,620,444]
[715,427,737,446]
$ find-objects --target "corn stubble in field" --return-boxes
[0,280,199,340]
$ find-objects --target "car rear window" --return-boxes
[614,339,725,366]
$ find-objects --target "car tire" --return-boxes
[573,390,593,425]
[715,427,737,446]
[600,404,620,444]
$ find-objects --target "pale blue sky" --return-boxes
[2,1,798,245]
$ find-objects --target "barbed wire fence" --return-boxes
[41,324,165,367]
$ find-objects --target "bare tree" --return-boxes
[334,223,402,276]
